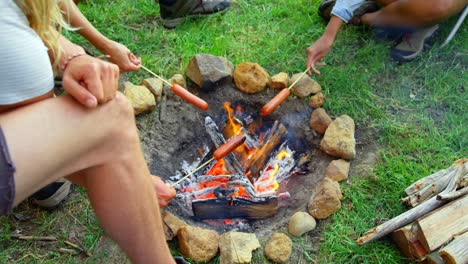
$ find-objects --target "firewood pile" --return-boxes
[356,158,468,264]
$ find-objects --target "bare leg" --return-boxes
[361,0,467,27]
[0,93,174,264]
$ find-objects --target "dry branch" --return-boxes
[357,161,466,245]
[439,231,468,264]
[11,234,57,241]
[402,159,467,207]
[64,240,92,257]
[437,186,468,201]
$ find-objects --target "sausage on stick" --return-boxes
[172,135,247,186]
[140,65,209,111]
[260,67,310,116]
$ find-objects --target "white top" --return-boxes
[0,0,54,105]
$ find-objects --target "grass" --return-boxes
[1,0,467,263]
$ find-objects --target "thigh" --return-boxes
[0,93,131,205]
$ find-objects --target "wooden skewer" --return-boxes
[171,158,215,186]
[287,67,310,90]
[140,65,172,86]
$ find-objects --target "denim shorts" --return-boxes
[0,126,15,216]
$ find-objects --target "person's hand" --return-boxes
[62,54,119,108]
[152,176,176,208]
[306,35,333,75]
[102,40,141,72]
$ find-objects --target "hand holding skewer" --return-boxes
[260,68,310,116]
[172,135,247,186]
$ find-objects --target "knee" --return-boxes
[104,93,139,145]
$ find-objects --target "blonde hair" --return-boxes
[15,0,72,68]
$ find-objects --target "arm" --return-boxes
[60,1,141,72]
[306,16,343,75]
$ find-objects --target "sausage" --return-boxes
[213,135,246,160]
[260,88,290,116]
[171,84,209,110]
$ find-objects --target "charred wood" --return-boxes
[192,196,278,220]
[245,121,287,181]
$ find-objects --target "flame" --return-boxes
[206,159,226,175]
[224,102,242,135]
[277,149,291,160]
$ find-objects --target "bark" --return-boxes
[439,231,468,264]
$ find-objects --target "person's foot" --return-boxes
[160,0,231,29]
[31,179,72,209]
[318,0,379,24]
[391,24,439,63]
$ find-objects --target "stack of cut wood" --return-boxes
[356,158,467,264]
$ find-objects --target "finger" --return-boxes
[83,65,105,104]
[62,75,97,108]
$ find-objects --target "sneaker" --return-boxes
[31,179,72,209]
[318,0,379,24]
[160,0,231,29]
[174,256,190,264]
[391,24,439,63]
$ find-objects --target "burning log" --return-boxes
[205,117,244,176]
[246,121,288,181]
[192,196,278,220]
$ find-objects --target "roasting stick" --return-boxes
[172,135,247,186]
[260,67,310,116]
[140,65,209,110]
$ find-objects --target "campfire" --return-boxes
[170,102,306,220]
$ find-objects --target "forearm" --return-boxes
[60,0,111,53]
[322,16,344,43]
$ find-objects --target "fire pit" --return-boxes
[139,82,332,234]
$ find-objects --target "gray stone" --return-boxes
[219,232,260,264]
[288,212,317,237]
[186,53,234,91]
[264,233,292,263]
[326,159,350,182]
[290,73,321,98]
[178,226,219,262]
[233,62,269,94]
[320,115,356,160]
[308,178,342,219]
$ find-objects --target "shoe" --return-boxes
[391,24,439,63]
[160,0,231,29]
[31,179,72,209]
[318,0,379,24]
[174,256,190,264]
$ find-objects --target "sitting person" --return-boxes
[307,0,467,73]
[0,0,179,263]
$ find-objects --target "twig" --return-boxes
[65,240,92,257]
[11,234,57,241]
[437,186,468,201]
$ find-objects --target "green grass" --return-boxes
[1,0,467,263]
